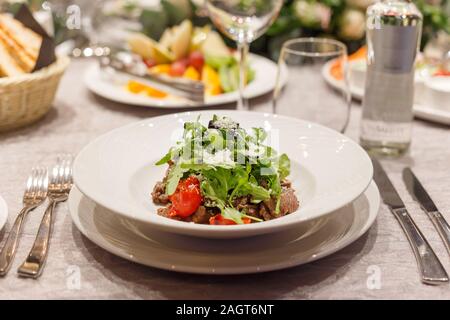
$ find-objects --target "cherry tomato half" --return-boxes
[209,215,251,225]
[169,176,202,218]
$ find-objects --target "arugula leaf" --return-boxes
[165,165,186,195]
[278,153,291,180]
[251,127,267,143]
[155,147,173,165]
[222,207,245,224]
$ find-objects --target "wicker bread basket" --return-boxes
[0,56,70,132]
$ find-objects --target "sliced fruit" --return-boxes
[205,55,235,70]
[143,58,157,68]
[201,31,230,58]
[190,25,212,52]
[127,80,147,94]
[159,28,174,49]
[152,42,175,64]
[202,65,222,96]
[126,80,167,98]
[170,20,193,60]
[149,64,172,75]
[145,86,168,98]
[128,33,156,60]
[169,59,189,77]
[219,65,233,93]
[128,33,175,64]
[189,51,205,72]
[183,66,200,81]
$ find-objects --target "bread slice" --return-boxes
[0,27,35,72]
[0,39,25,77]
[0,13,42,61]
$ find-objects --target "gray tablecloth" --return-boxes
[0,59,449,299]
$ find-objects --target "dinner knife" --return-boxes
[403,168,450,256]
[371,158,448,285]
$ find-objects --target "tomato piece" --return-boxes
[169,176,202,218]
[209,215,252,225]
[189,51,205,72]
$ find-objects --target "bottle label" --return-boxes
[360,120,412,143]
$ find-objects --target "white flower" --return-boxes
[294,0,331,29]
[339,8,366,40]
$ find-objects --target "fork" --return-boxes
[18,155,73,278]
[0,167,48,276]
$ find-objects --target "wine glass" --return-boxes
[206,0,283,110]
[273,38,351,133]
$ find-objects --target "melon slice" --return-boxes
[170,20,192,60]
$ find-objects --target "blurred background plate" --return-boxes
[84,54,283,108]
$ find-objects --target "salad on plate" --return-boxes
[126,20,255,99]
[152,115,299,225]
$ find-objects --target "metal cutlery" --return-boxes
[18,155,73,278]
[100,50,205,104]
[0,167,48,276]
[403,168,450,256]
[371,157,448,285]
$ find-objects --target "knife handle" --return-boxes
[392,208,449,285]
[427,211,450,256]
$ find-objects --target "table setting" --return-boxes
[0,0,449,301]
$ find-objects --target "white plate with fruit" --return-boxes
[84,20,282,108]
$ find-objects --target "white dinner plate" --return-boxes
[68,181,380,275]
[0,194,7,232]
[73,110,373,239]
[84,54,280,108]
[322,60,450,126]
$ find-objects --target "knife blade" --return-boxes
[372,157,448,285]
[403,168,450,256]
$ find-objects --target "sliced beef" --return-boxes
[157,206,170,217]
[262,198,277,216]
[151,181,169,205]
[279,188,299,215]
[259,203,273,221]
[151,164,174,205]
[281,179,292,188]
[190,206,212,224]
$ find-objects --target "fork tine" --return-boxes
[28,167,39,197]
[36,168,48,199]
[25,169,34,195]
[63,155,73,188]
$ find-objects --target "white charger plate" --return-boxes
[84,54,280,108]
[73,110,373,239]
[322,60,450,126]
[0,194,7,232]
[69,181,379,275]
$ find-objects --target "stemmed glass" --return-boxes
[273,38,351,133]
[206,0,283,110]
